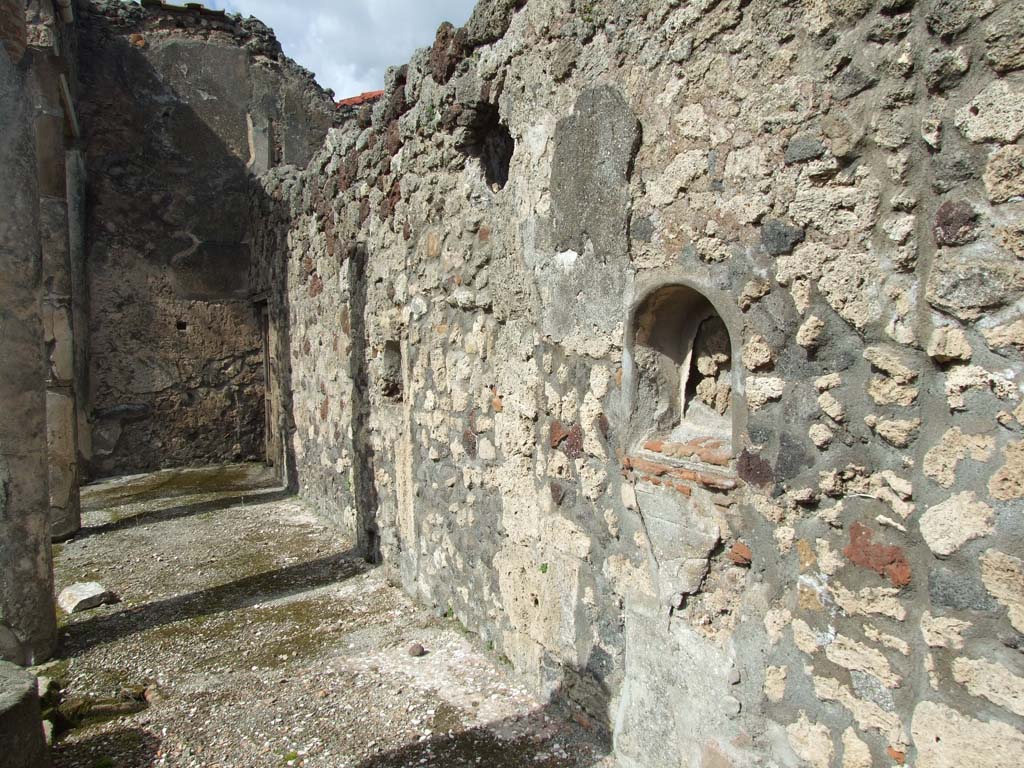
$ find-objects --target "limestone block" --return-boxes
[989,440,1024,500]
[863,624,910,656]
[829,584,907,621]
[814,675,900,738]
[864,346,917,384]
[841,727,872,768]
[824,635,902,688]
[746,376,784,410]
[809,423,833,449]
[764,666,786,703]
[952,657,1024,717]
[923,427,995,488]
[636,487,720,606]
[494,544,579,655]
[738,279,771,310]
[920,492,993,556]
[945,364,1017,410]
[614,604,735,768]
[927,327,972,363]
[742,335,772,371]
[42,304,74,383]
[797,315,825,348]
[816,374,841,392]
[648,150,705,206]
[57,583,119,614]
[872,418,921,448]
[980,549,1024,633]
[982,318,1024,352]
[920,611,971,649]
[867,377,918,406]
[776,242,881,329]
[817,391,846,423]
[955,81,1024,144]
[984,145,1024,203]
[786,712,833,768]
[883,213,916,244]
[911,700,1024,768]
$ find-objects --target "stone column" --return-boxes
[67,149,92,479]
[0,44,58,664]
[38,102,81,540]
[29,6,81,539]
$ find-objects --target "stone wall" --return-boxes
[253,0,1024,766]
[77,0,337,477]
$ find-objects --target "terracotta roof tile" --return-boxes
[337,90,384,108]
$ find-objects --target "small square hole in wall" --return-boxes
[176,320,188,332]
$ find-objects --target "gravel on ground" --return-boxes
[44,464,612,768]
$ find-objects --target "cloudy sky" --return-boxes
[203,0,479,98]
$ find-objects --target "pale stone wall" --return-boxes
[253,0,1024,765]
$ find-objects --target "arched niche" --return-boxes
[622,279,744,464]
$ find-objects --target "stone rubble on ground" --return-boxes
[57,582,119,614]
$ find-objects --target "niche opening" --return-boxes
[631,284,733,447]
[379,340,404,401]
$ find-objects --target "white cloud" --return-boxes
[205,0,479,97]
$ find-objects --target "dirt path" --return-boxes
[45,465,611,768]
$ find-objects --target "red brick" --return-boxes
[843,523,911,587]
[727,542,753,566]
[671,482,693,497]
[629,457,672,476]
[550,420,570,448]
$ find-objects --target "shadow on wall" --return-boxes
[245,145,303,497]
[78,17,269,477]
[352,677,613,768]
[347,243,381,564]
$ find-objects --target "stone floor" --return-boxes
[45,464,611,767]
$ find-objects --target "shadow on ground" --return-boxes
[51,726,161,768]
[79,463,280,511]
[61,551,368,657]
[354,681,613,768]
[72,487,292,541]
